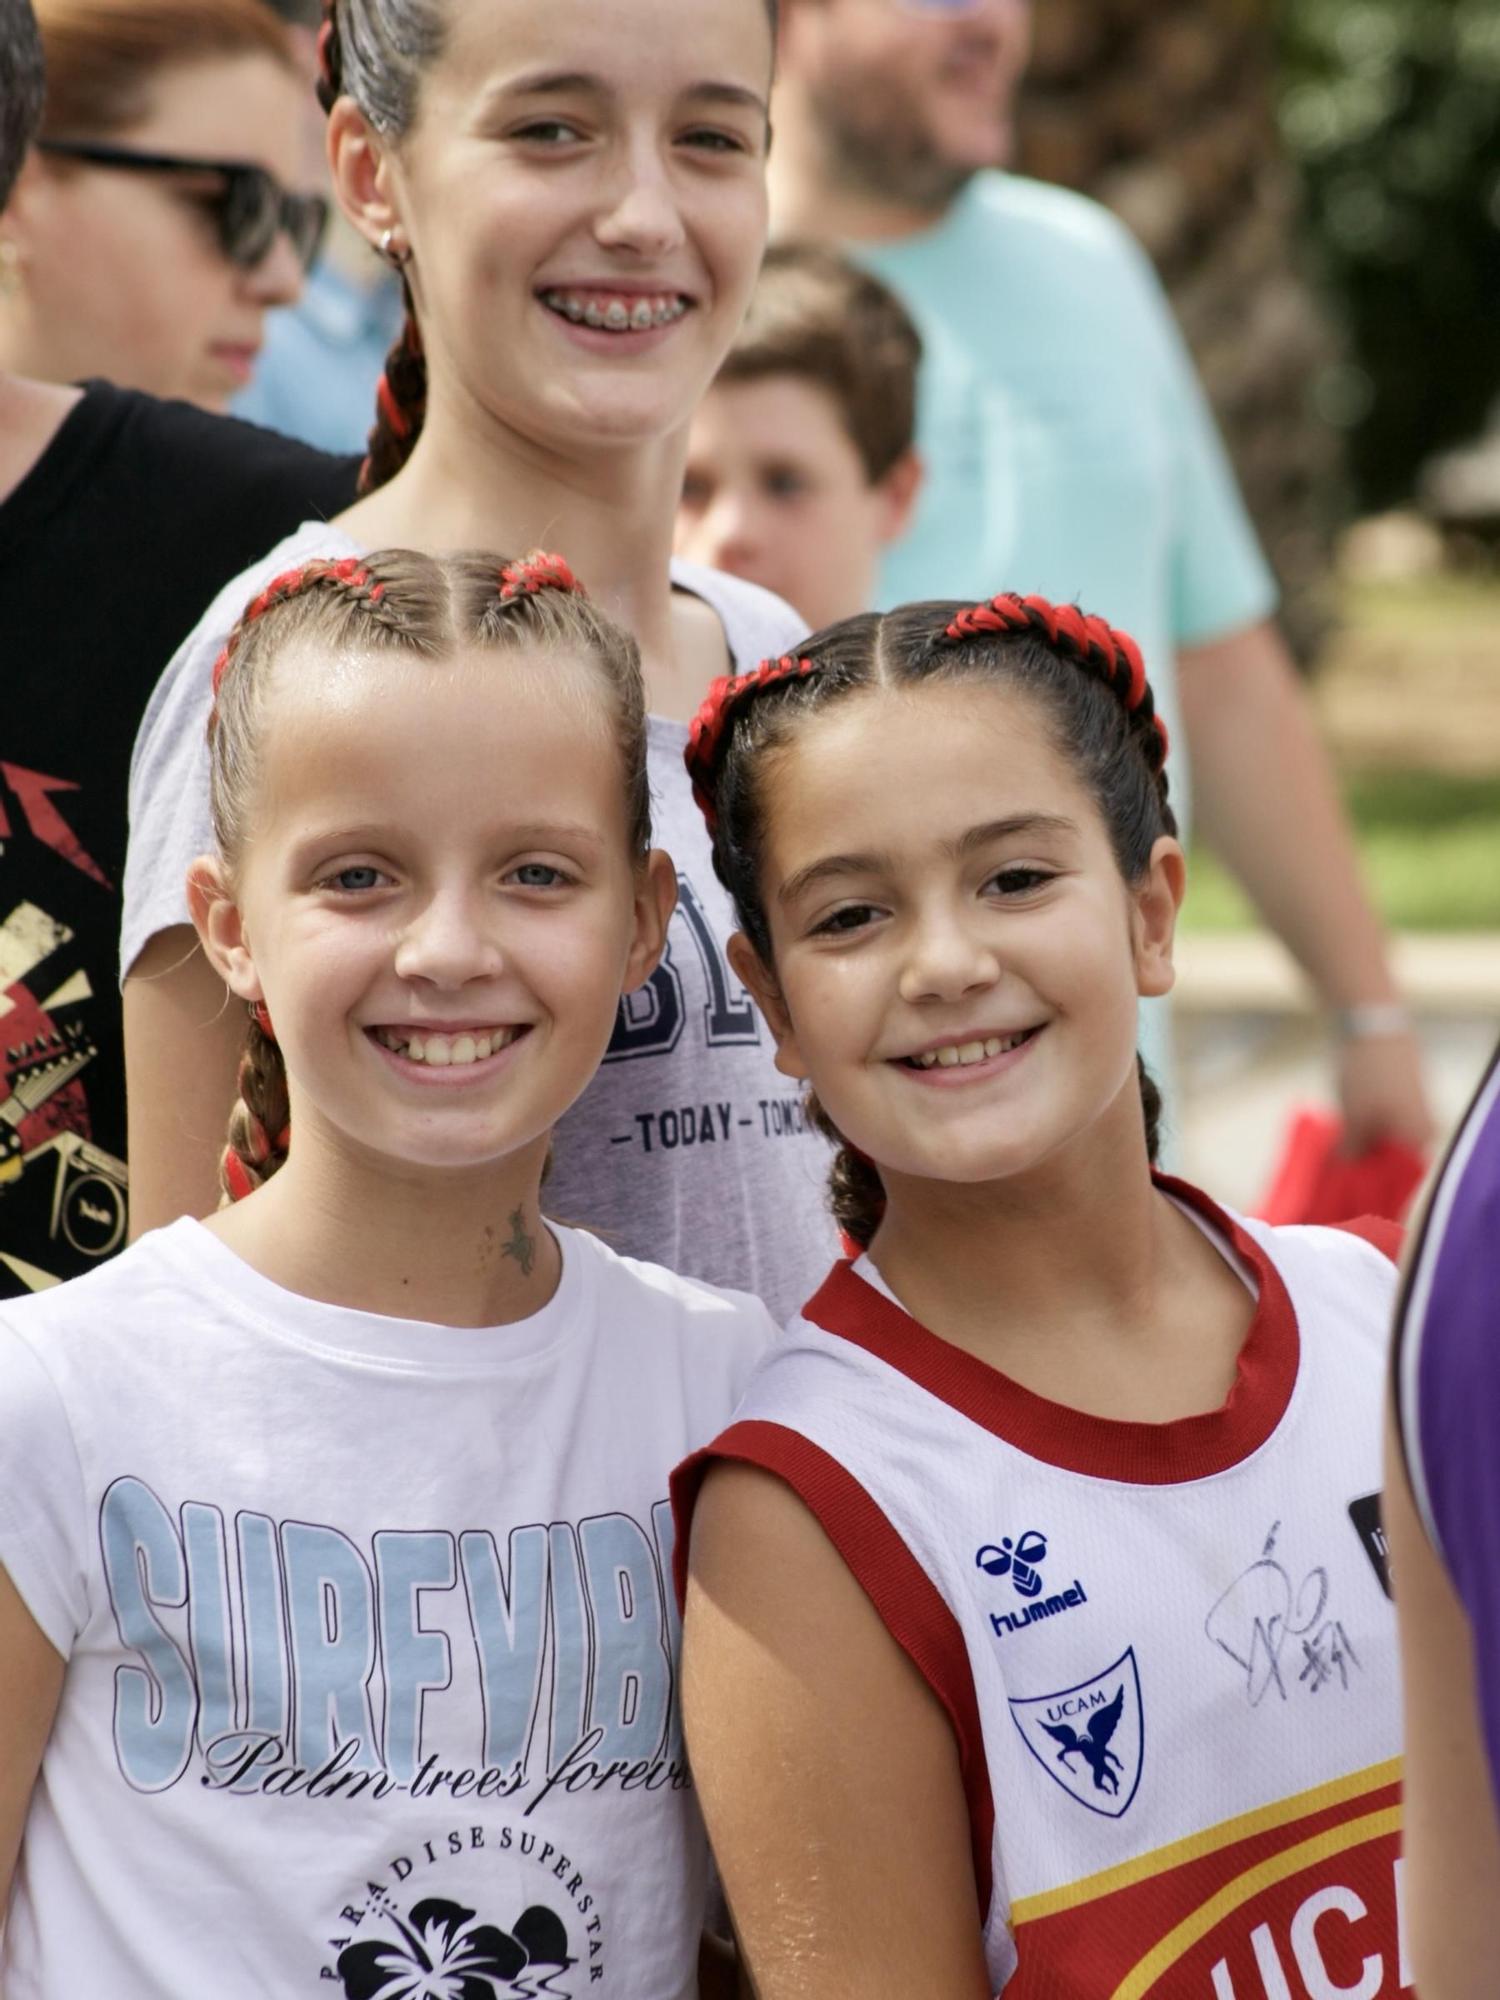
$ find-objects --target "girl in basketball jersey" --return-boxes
[0,550,774,2000]
[674,596,1410,1998]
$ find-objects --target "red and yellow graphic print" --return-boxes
[1007,1760,1405,1998]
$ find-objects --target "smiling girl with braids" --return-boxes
[672,595,1411,1998]
[122,0,838,1320]
[0,550,777,1999]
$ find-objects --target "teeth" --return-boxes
[542,290,688,332]
[374,1027,516,1067]
[911,1031,1031,1071]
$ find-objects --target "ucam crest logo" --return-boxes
[1009,1648,1145,1819]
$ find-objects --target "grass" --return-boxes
[1184,768,1500,931]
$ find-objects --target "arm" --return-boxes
[0,1564,66,1911]
[682,1463,992,2000]
[123,927,246,1237]
[1176,618,1432,1150]
[1382,1404,1500,1996]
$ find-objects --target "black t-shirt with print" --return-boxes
[1,382,358,1296]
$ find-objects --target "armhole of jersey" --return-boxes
[1331,1215,1406,1264]
[672,1417,996,1915]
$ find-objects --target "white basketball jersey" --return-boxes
[677,1181,1406,1998]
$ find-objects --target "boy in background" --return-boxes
[675,242,923,631]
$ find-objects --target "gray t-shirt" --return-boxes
[123,525,836,1320]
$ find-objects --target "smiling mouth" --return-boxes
[370,1026,526,1067]
[539,288,691,332]
[900,1028,1040,1071]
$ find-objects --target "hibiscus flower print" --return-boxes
[337,1896,573,2000]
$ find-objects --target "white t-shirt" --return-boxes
[0,1217,774,1999]
[123,528,835,1320]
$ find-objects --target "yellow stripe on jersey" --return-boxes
[1110,1804,1401,1999]
[1009,1756,1402,1925]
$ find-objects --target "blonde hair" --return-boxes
[207,547,649,1203]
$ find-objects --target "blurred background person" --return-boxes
[231,0,403,452]
[675,241,923,631]
[0,0,356,1298]
[0,0,323,408]
[766,0,1432,1164]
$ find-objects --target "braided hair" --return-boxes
[685,592,1178,1247]
[317,0,780,495]
[207,547,648,1204]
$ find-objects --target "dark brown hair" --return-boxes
[33,0,296,138]
[318,0,780,494]
[0,0,45,208]
[686,595,1177,1246]
[716,239,922,482]
[207,546,650,1204]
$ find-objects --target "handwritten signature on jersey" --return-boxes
[1204,1522,1361,1707]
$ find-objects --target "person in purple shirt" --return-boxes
[1388,1041,1500,1996]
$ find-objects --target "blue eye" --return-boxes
[510,863,568,889]
[326,865,385,893]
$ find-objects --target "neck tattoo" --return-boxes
[502,1204,536,1279]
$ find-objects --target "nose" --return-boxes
[592,143,688,262]
[392,886,505,990]
[242,225,305,309]
[700,490,763,573]
[897,902,1001,1008]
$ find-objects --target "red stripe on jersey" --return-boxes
[1333,1214,1406,1264]
[672,1418,996,1914]
[799,1177,1300,1484]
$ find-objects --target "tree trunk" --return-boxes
[1017,0,1343,664]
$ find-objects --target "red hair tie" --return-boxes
[685,653,820,833]
[944,592,1168,765]
[499,551,585,601]
[210,559,385,697]
[253,1001,276,1042]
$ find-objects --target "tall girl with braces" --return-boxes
[122,0,835,1318]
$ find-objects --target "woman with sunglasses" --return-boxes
[0,0,357,1302]
[0,0,323,409]
[122,0,840,1323]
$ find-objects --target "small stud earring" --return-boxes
[377,226,412,270]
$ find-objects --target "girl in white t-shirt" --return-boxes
[122,0,837,1320]
[0,549,774,2000]
[673,595,1407,1998]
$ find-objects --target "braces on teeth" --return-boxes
[543,292,688,331]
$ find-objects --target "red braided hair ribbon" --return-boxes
[944,593,1168,764]
[685,653,820,832]
[498,551,585,601]
[210,558,387,698]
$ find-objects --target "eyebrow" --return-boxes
[496,69,768,116]
[777,814,1079,907]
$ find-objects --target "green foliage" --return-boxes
[1277,0,1500,508]
[1186,770,1500,932]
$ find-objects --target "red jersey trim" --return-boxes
[1333,1214,1406,1265]
[799,1176,1301,1485]
[671,1418,996,1915]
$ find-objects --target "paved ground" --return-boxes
[1172,932,1498,1211]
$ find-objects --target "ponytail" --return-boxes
[220,1008,290,1204]
[359,303,427,494]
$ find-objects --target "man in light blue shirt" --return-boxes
[769,0,1431,1153]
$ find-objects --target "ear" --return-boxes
[727,932,809,1082]
[621,850,679,993]
[326,96,405,258]
[186,857,264,1004]
[1131,836,1186,1000]
[872,449,924,548]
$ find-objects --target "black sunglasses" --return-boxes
[36,139,329,272]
